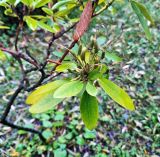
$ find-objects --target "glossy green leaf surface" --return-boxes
[105,52,122,63]
[42,7,53,16]
[21,0,32,6]
[131,0,152,40]
[131,0,154,25]
[80,91,98,130]
[98,78,135,111]
[52,0,75,10]
[0,50,6,61]
[24,16,38,31]
[0,25,10,29]
[99,64,108,74]
[56,62,77,72]
[85,51,91,64]
[34,0,51,8]
[4,8,17,17]
[29,93,63,114]
[86,82,97,96]
[54,8,73,17]
[0,0,7,6]
[53,80,84,98]
[26,80,68,105]
[88,68,103,81]
[38,21,57,33]
[14,0,21,6]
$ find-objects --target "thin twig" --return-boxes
[2,120,46,142]
[0,47,39,67]
[47,59,61,65]
[15,20,27,80]
[42,23,77,68]
[24,47,38,64]
[27,23,78,90]
[93,0,115,17]
[51,40,77,72]
[15,21,23,51]
[1,83,23,121]
[50,0,114,72]
[27,68,46,92]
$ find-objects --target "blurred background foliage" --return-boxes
[0,0,160,156]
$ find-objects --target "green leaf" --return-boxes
[54,8,73,17]
[54,149,67,157]
[24,16,38,31]
[58,136,67,144]
[88,65,108,81]
[86,82,98,96]
[21,0,32,6]
[26,79,68,105]
[54,112,64,121]
[88,68,102,81]
[4,8,14,16]
[85,51,91,64]
[42,129,53,139]
[55,62,77,72]
[97,36,106,46]
[0,25,10,29]
[105,51,122,63]
[80,91,99,130]
[29,93,63,113]
[99,64,108,74]
[65,132,73,140]
[34,0,51,8]
[8,0,16,5]
[0,0,7,6]
[98,78,135,111]
[76,136,85,145]
[0,50,6,61]
[42,120,53,128]
[30,15,47,19]
[52,51,70,60]
[130,0,152,40]
[14,0,21,6]
[0,2,8,7]
[38,21,57,33]
[53,80,84,98]
[52,0,75,10]
[84,131,96,139]
[42,7,53,16]
[131,0,154,25]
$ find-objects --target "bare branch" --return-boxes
[51,40,77,72]
[1,120,46,142]
[1,83,23,121]
[0,47,39,67]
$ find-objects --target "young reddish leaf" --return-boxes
[73,1,93,41]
